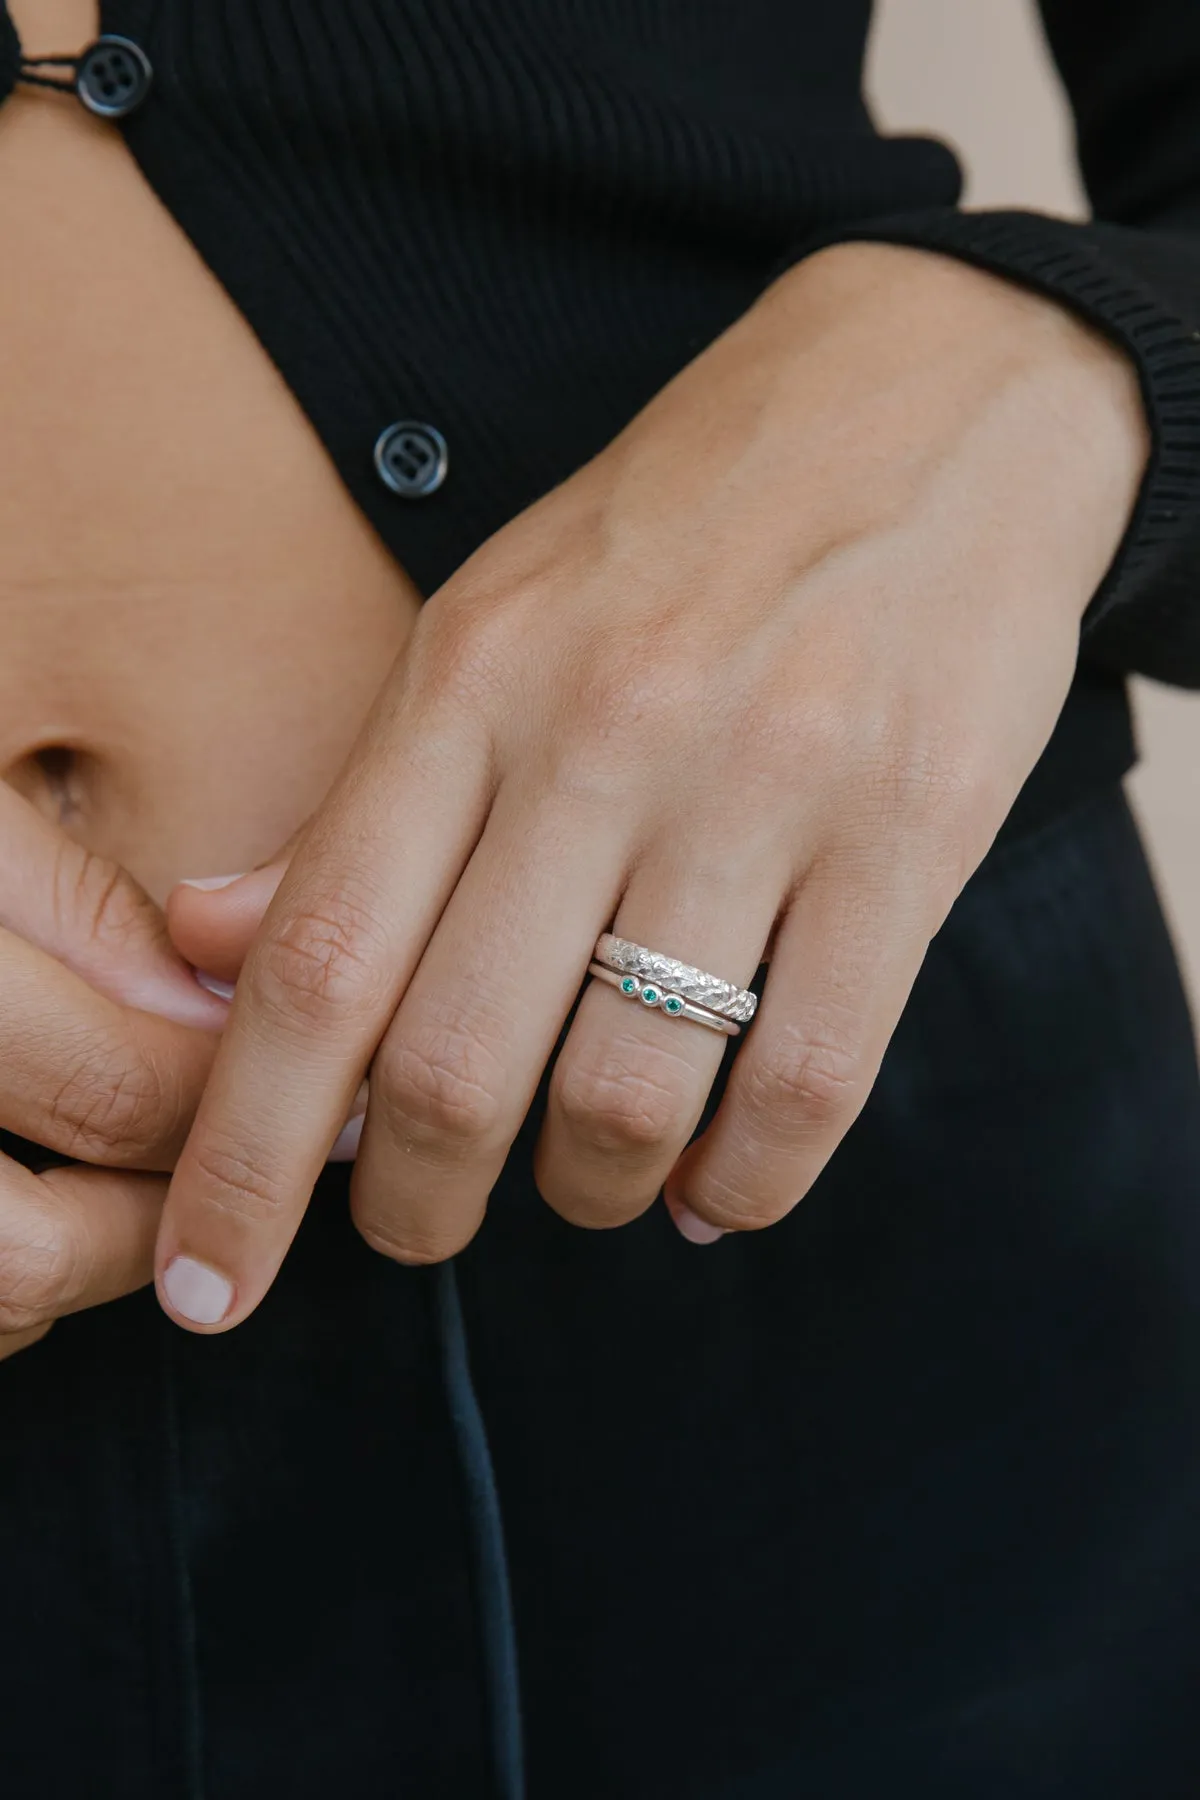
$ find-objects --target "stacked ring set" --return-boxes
[587,932,757,1037]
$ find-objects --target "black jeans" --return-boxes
[5,782,1200,1799]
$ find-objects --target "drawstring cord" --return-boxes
[17,53,79,92]
[433,1260,527,1800]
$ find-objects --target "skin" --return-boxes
[1,0,421,897]
[0,779,230,1362]
[0,0,421,1360]
[151,240,1150,1330]
[0,2,1151,1357]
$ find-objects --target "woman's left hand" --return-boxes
[155,242,1147,1330]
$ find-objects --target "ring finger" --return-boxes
[535,839,784,1229]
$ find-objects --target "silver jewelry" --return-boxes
[587,963,740,1036]
[592,932,757,1026]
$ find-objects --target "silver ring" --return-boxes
[593,933,757,1026]
[587,963,740,1036]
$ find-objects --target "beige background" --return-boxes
[868,0,1200,1006]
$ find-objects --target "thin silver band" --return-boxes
[593,932,757,1025]
[587,962,740,1036]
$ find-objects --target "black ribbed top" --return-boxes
[5,0,1199,837]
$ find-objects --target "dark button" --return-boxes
[75,36,152,119]
[374,421,449,498]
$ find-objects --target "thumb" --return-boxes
[165,825,305,988]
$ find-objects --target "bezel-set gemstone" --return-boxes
[593,932,755,1026]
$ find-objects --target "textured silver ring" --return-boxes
[587,963,739,1036]
[593,932,757,1026]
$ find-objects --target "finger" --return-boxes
[666,847,941,1235]
[535,837,782,1229]
[0,1150,166,1341]
[0,1321,54,1364]
[349,786,625,1263]
[156,692,492,1332]
[171,843,376,1165]
[170,860,380,1163]
[0,783,228,1030]
[166,827,304,984]
[0,924,220,1168]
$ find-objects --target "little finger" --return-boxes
[667,849,943,1234]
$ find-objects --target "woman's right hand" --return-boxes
[0,783,230,1363]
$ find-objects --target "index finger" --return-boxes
[0,781,228,1029]
[154,695,490,1331]
[0,923,220,1168]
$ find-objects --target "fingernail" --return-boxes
[327,1112,365,1163]
[162,1255,234,1325]
[194,970,236,1002]
[120,971,236,1029]
[178,873,245,891]
[669,1203,727,1245]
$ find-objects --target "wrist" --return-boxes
[759,242,1150,622]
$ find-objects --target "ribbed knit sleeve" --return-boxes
[0,5,19,107]
[788,1,1200,688]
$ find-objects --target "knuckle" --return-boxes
[577,653,700,747]
[0,1217,77,1335]
[742,1016,862,1135]
[537,742,632,812]
[185,1133,292,1225]
[378,1027,505,1152]
[536,1160,660,1231]
[886,741,975,830]
[46,1030,175,1165]
[250,897,386,1028]
[858,708,980,836]
[901,742,1006,893]
[684,1160,793,1233]
[792,694,854,769]
[853,728,990,914]
[351,1202,479,1267]
[0,1321,54,1362]
[554,1046,687,1158]
[416,593,525,717]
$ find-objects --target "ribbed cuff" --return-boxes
[782,208,1200,683]
[0,8,20,108]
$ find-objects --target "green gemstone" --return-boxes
[641,986,659,1004]
[620,975,637,994]
[664,996,684,1015]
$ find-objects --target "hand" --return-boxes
[0,783,228,1362]
[155,243,1148,1330]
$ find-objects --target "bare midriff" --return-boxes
[0,0,423,900]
